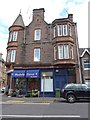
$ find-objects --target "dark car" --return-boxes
[61,83,90,103]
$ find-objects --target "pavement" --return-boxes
[1,94,63,104]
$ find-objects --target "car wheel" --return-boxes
[67,94,76,103]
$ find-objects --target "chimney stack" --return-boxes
[33,8,45,20]
[68,14,73,21]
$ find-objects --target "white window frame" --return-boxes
[54,46,57,60]
[63,25,68,36]
[69,24,72,36]
[9,32,12,41]
[58,25,62,36]
[70,46,74,59]
[11,50,16,62]
[83,59,90,70]
[53,26,56,38]
[58,45,63,59]
[34,48,40,62]
[41,76,53,92]
[13,31,18,41]
[35,29,41,40]
[64,45,69,59]
[7,51,11,62]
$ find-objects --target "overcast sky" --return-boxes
[0,0,89,60]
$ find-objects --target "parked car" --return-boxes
[61,83,90,103]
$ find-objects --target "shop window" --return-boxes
[41,72,53,92]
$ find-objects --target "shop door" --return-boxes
[55,75,67,89]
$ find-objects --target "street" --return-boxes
[0,94,90,120]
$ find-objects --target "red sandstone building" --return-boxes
[6,8,81,97]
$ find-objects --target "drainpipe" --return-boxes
[24,27,26,44]
[74,23,82,83]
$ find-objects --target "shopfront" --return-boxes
[26,70,40,92]
[12,70,26,94]
[40,71,54,97]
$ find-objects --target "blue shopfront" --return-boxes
[12,68,68,97]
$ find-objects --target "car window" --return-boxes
[65,84,75,89]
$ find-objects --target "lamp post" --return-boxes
[42,73,45,99]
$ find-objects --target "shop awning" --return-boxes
[12,70,26,78]
[26,70,40,78]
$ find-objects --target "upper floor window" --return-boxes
[70,46,74,59]
[63,25,68,36]
[13,31,18,41]
[35,29,41,40]
[68,24,72,36]
[58,25,62,36]
[9,31,18,41]
[83,59,90,70]
[54,46,57,60]
[34,48,40,62]
[11,50,16,62]
[58,45,63,59]
[64,45,69,59]
[9,32,12,41]
[7,50,16,62]
[7,50,11,62]
[53,26,56,37]
[58,44,69,59]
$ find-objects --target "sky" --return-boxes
[0,0,89,60]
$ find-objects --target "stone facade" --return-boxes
[6,8,81,96]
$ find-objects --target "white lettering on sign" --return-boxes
[15,73,25,76]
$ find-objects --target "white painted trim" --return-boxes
[80,49,90,57]
[0,115,80,118]
[6,69,13,74]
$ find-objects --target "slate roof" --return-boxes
[12,13,25,27]
[79,48,90,57]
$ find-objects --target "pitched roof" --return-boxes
[79,48,90,57]
[12,14,25,27]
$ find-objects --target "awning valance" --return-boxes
[12,70,26,78]
[26,70,40,78]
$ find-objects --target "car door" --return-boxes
[75,85,86,98]
[81,85,88,98]
[86,86,90,98]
